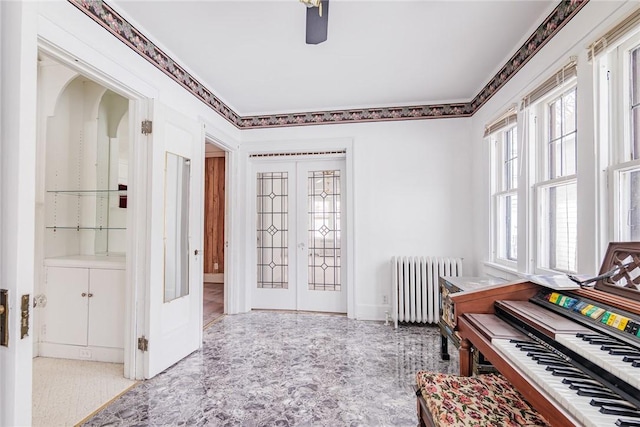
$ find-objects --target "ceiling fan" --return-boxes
[300,0,329,44]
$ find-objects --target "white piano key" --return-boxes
[492,339,627,427]
[556,333,640,391]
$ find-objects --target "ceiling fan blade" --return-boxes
[306,0,329,45]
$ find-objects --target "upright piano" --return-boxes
[455,243,640,427]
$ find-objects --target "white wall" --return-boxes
[240,118,474,320]
[1,2,242,423]
[470,0,639,281]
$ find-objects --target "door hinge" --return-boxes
[138,335,149,352]
[0,289,8,347]
[141,120,153,135]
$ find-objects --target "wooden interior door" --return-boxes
[204,156,225,277]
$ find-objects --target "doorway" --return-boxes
[203,142,226,327]
[252,158,346,313]
[33,52,134,426]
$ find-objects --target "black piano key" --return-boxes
[601,344,635,351]
[517,345,546,352]
[609,349,640,356]
[585,340,620,345]
[563,378,605,388]
[590,398,638,410]
[632,360,640,367]
[600,406,640,418]
[577,333,604,339]
[537,358,571,366]
[509,339,533,344]
[545,363,575,371]
[550,368,590,379]
[623,355,640,362]
[526,351,554,358]
[616,418,640,427]
[578,389,618,399]
[569,384,609,392]
[529,353,563,360]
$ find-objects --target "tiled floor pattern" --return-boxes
[203,282,224,328]
[32,358,136,426]
[32,282,222,427]
[83,312,459,427]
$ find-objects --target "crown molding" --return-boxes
[68,0,589,129]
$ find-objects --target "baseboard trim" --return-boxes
[39,342,124,363]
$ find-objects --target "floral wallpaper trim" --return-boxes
[68,0,242,128]
[68,0,588,129]
[469,0,588,112]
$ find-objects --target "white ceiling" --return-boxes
[110,0,557,116]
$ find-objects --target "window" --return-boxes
[612,42,640,241]
[491,125,518,263]
[530,77,578,273]
[592,12,640,244]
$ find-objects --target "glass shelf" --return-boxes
[46,189,127,197]
[46,226,127,231]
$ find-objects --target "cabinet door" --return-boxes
[88,268,125,348]
[43,267,89,346]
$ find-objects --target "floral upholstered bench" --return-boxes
[414,371,550,427]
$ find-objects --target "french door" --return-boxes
[253,158,346,313]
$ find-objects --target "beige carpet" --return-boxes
[32,357,137,427]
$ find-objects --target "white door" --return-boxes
[143,101,203,378]
[253,158,346,313]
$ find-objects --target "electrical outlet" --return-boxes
[382,295,388,304]
[41,325,46,336]
[79,349,92,359]
[214,262,219,270]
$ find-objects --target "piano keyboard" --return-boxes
[492,338,640,427]
[556,332,640,391]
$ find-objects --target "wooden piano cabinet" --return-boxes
[449,280,540,318]
[438,276,509,360]
[458,314,580,427]
[459,336,472,377]
[439,279,540,360]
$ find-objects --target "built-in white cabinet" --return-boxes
[39,257,125,362]
[35,57,130,363]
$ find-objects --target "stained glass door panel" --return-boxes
[253,162,296,310]
[253,159,346,313]
[297,160,346,313]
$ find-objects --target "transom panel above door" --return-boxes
[253,158,346,313]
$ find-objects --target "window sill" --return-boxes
[483,261,520,280]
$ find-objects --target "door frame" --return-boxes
[37,22,157,381]
[202,132,237,318]
[201,120,241,315]
[243,138,356,318]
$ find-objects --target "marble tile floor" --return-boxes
[203,282,224,328]
[83,312,459,427]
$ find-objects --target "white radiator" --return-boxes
[391,256,463,328]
